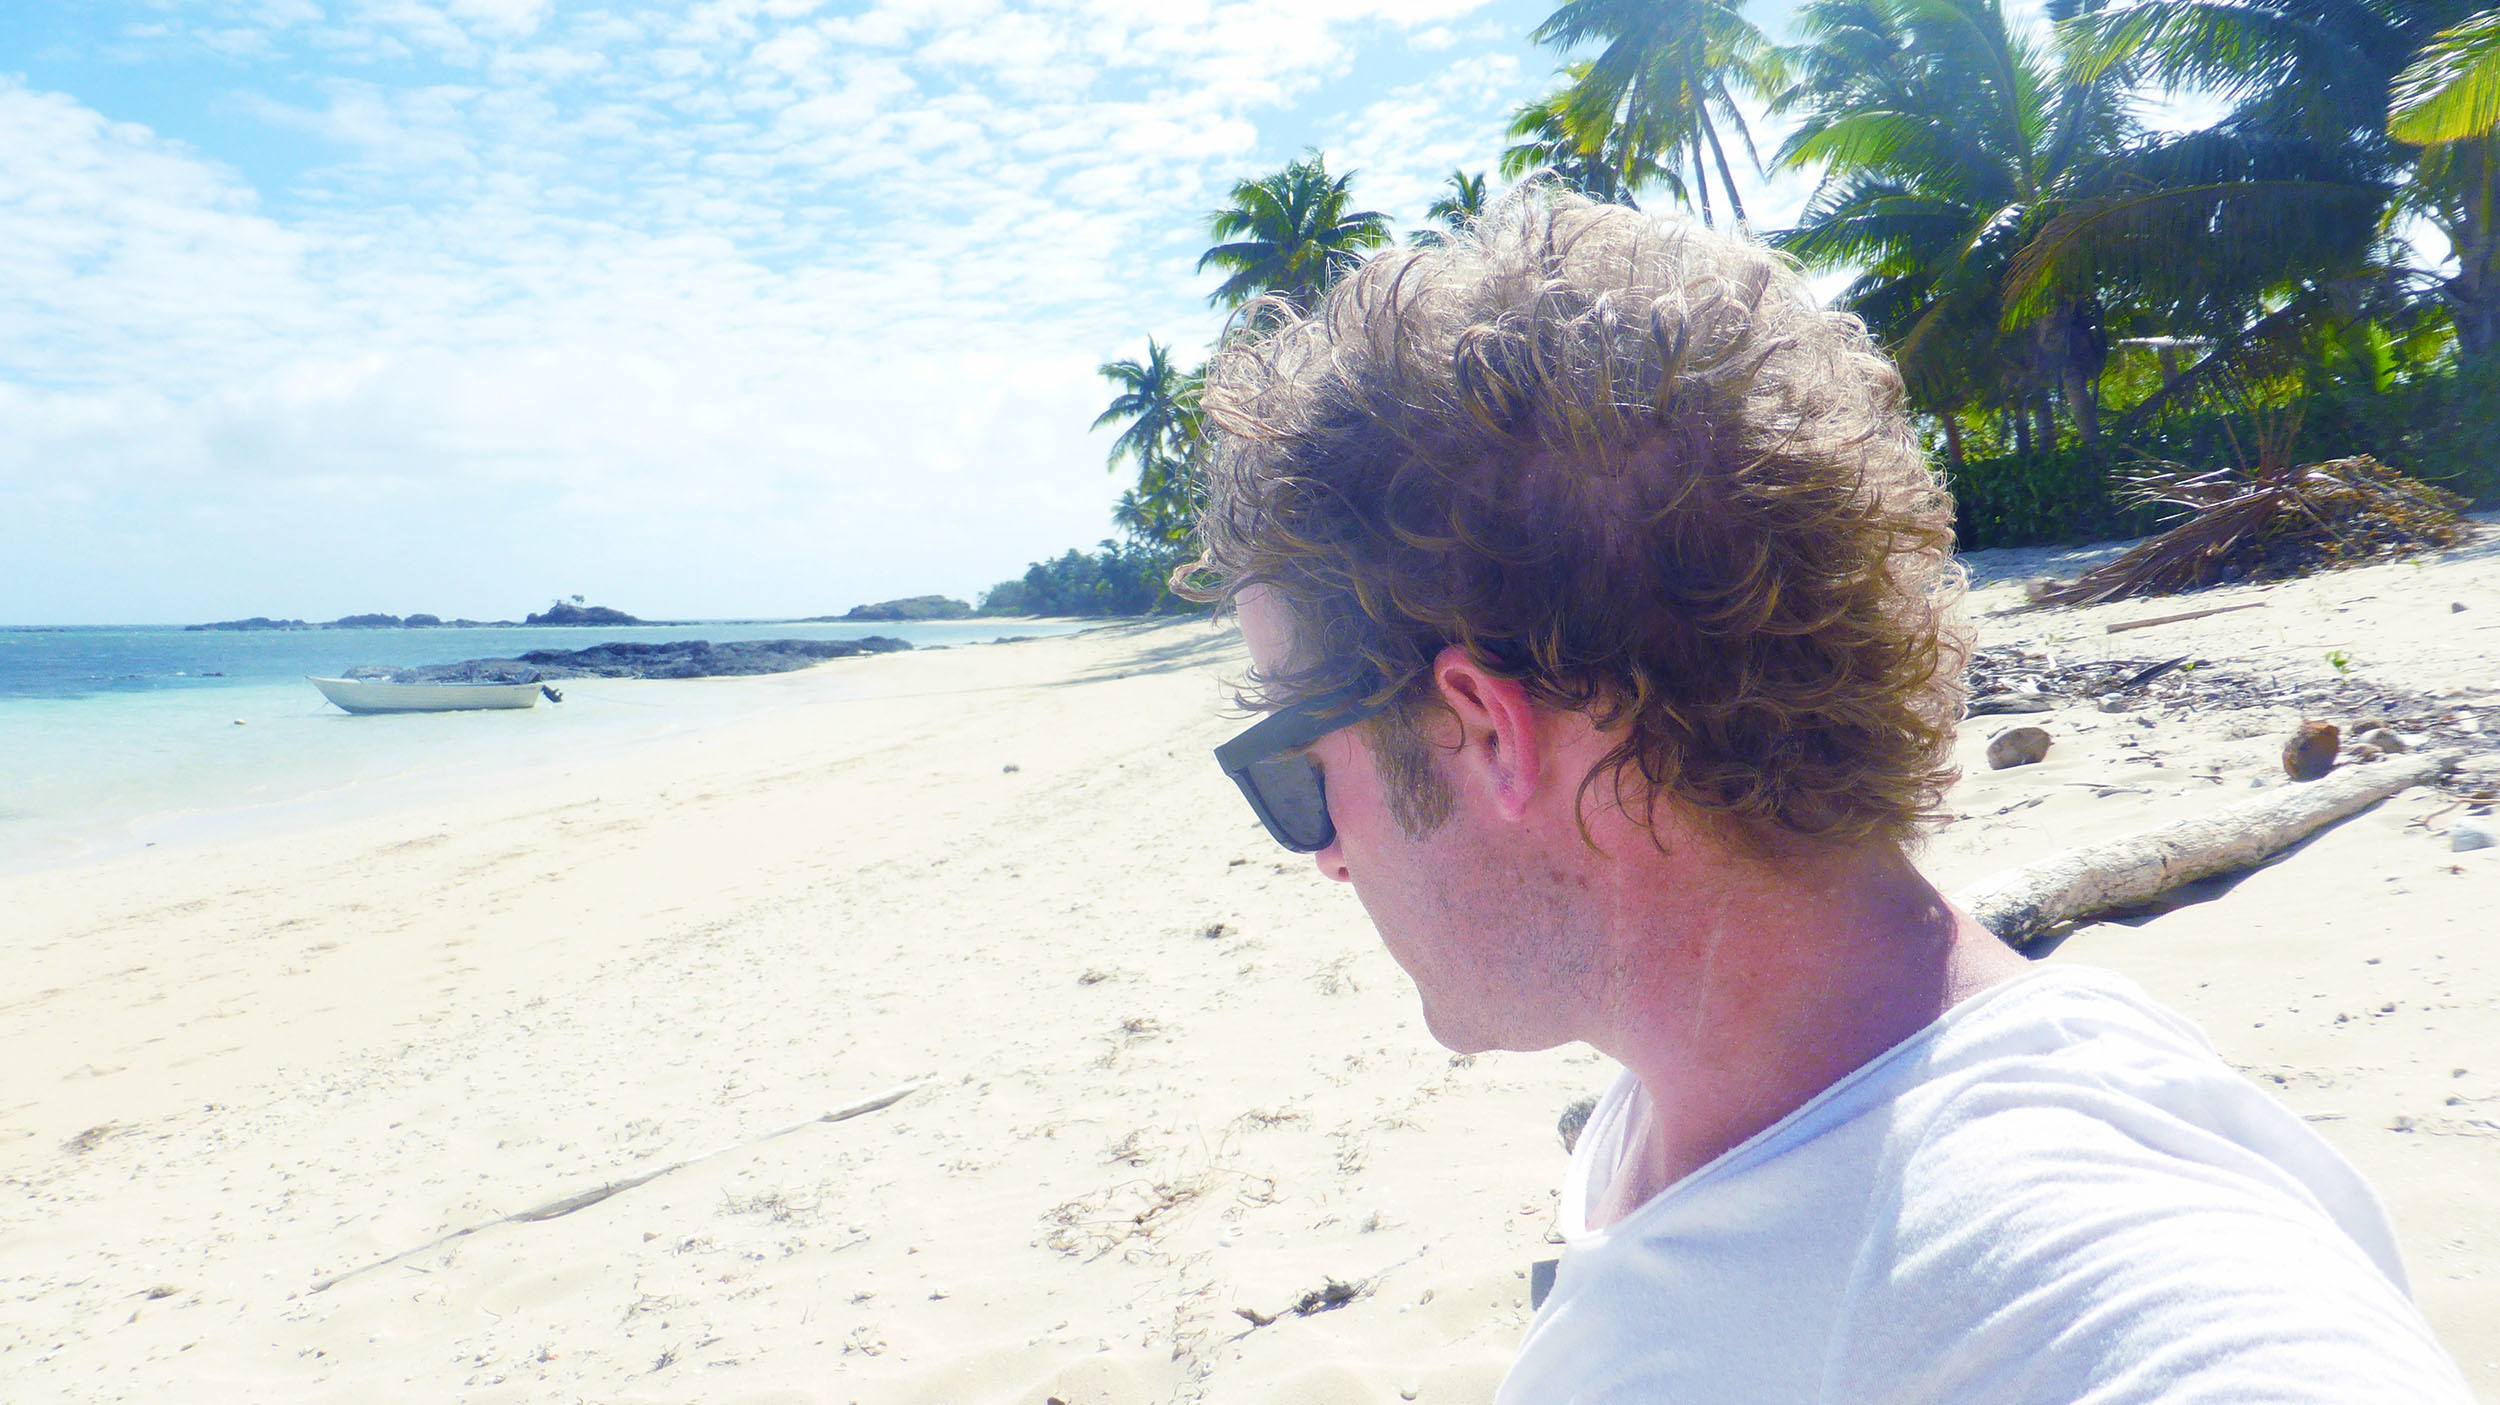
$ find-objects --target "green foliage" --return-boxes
[1009,148,1392,623]
[1947,442,2170,548]
[1410,170,1490,247]
[1501,72,1678,205]
[978,540,1204,618]
[1529,0,1777,226]
[1092,339,1193,475]
[1198,151,1391,312]
[1945,359,2500,550]
[1035,2,2500,605]
[2392,10,2500,145]
[1773,0,2144,444]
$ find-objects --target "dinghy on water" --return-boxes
[308,676,550,714]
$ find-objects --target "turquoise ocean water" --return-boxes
[0,619,1087,873]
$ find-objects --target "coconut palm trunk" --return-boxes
[2433,143,2500,359]
[1700,111,1749,226]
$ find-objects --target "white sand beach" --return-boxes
[6,540,2500,1403]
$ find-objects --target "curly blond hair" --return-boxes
[1179,191,1967,851]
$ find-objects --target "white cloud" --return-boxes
[449,0,553,39]
[0,0,1558,620]
[1335,52,1534,222]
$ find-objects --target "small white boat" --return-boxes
[309,676,546,714]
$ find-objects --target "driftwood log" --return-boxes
[307,1082,920,1294]
[1952,751,2459,948]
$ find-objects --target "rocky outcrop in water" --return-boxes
[345,637,911,683]
[191,613,505,630]
[190,602,643,630]
[523,603,643,626]
[189,617,312,631]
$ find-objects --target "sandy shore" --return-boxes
[6,538,2499,1402]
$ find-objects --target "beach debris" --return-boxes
[1236,1276,1368,1328]
[1968,693,2056,717]
[2454,817,2498,854]
[2455,602,2470,613]
[2113,655,2194,694]
[1558,1096,1598,1153]
[307,1082,920,1294]
[1952,750,2462,947]
[2038,454,2469,606]
[231,718,247,726]
[2097,695,2133,714]
[1986,726,2053,770]
[2356,727,2411,755]
[2283,722,2340,782]
[62,1123,119,1155]
[2103,601,2268,635]
[1002,763,1020,773]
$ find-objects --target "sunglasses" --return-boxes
[1214,683,1400,853]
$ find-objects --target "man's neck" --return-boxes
[1583,842,2029,1227]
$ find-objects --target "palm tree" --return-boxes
[1774,0,2139,445]
[1410,170,1491,247]
[2068,0,2500,358]
[1530,0,1780,227]
[1501,72,1683,208]
[1090,339,1193,476]
[1198,152,1391,312]
[1094,344,1208,549]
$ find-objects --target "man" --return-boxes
[1181,194,2470,1401]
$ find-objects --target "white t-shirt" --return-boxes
[1500,965,2472,1404]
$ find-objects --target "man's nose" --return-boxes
[1313,837,1352,884]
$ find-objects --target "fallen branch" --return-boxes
[2104,602,2267,635]
[308,1082,920,1295]
[1952,752,2459,947]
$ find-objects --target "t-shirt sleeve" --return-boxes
[1823,1094,2474,1405]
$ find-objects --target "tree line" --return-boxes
[981,0,2500,616]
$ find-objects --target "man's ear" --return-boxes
[1430,644,1542,821]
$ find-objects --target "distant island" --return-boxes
[186,593,1044,632]
[813,595,973,622]
[522,602,643,626]
[345,637,910,682]
[189,601,647,631]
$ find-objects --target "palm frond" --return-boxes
[2004,178,2387,322]
[2391,9,2500,145]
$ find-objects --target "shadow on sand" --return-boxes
[1043,619,1241,689]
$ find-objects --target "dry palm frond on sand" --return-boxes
[2037,454,2469,606]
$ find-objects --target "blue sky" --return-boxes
[0,0,1988,624]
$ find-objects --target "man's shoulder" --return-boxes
[1824,972,2467,1402]
[1883,965,2377,1235]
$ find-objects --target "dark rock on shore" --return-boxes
[347,637,910,683]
